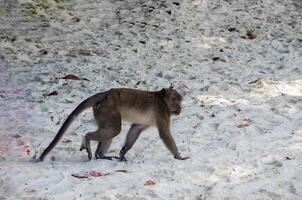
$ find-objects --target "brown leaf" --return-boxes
[246,32,256,39]
[72,17,81,22]
[249,78,261,84]
[144,180,156,186]
[212,57,220,61]
[13,134,22,138]
[43,91,58,97]
[228,27,238,32]
[82,78,90,81]
[50,156,56,161]
[116,170,127,173]
[62,139,72,144]
[39,49,48,55]
[62,74,81,80]
[237,123,250,128]
[25,188,37,193]
[241,30,256,40]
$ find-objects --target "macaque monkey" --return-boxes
[32,87,188,162]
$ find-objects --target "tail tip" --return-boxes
[29,155,43,162]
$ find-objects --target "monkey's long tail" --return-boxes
[32,93,103,162]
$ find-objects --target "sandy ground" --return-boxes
[0,0,302,199]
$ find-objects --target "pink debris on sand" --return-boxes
[0,134,31,158]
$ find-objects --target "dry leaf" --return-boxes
[212,57,220,61]
[249,78,261,84]
[116,170,127,173]
[43,91,58,97]
[72,17,81,22]
[62,139,72,144]
[39,49,48,55]
[62,74,81,80]
[241,30,256,40]
[237,123,250,128]
[13,134,22,138]
[25,188,37,193]
[144,180,156,186]
[246,31,256,39]
[228,27,238,32]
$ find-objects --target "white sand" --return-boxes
[0,0,301,199]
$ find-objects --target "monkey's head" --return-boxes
[159,87,183,115]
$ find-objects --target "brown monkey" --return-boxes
[32,87,188,162]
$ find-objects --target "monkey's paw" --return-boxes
[79,144,86,151]
[120,156,127,162]
[174,156,190,160]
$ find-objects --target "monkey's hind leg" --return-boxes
[85,108,121,161]
[79,136,86,151]
[95,140,119,160]
[87,100,121,161]
[84,127,120,160]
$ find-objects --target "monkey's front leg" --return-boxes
[158,123,189,160]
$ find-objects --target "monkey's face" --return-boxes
[163,89,183,115]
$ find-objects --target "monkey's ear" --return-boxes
[159,88,167,96]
